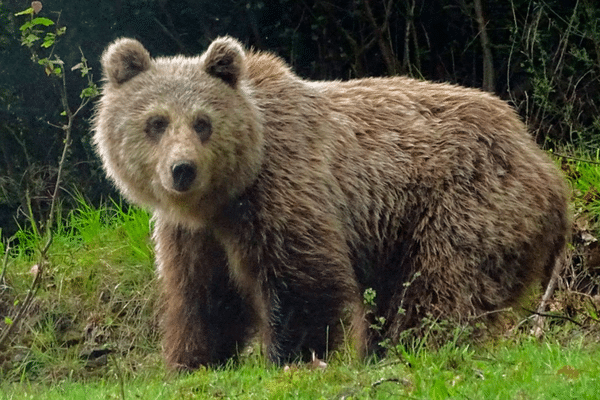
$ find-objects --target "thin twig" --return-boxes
[372,377,402,387]
[153,17,187,54]
[0,241,10,287]
[110,353,126,400]
[469,307,514,321]
[525,309,583,326]
[402,0,415,73]
[531,251,569,337]
[0,240,50,350]
[551,152,600,165]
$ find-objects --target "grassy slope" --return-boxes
[1,153,599,399]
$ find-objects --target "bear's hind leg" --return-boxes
[260,233,359,365]
[266,280,350,364]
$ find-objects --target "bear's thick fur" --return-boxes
[93,36,569,370]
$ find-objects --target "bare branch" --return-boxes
[531,251,570,337]
[153,17,187,54]
[473,0,495,91]
[0,241,10,288]
[402,0,416,73]
[364,0,398,75]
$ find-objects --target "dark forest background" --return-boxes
[1,0,599,238]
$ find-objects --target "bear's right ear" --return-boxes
[101,38,151,86]
[202,37,246,88]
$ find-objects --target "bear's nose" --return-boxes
[171,161,197,192]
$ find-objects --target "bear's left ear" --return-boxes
[202,37,246,88]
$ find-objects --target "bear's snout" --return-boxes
[171,161,197,192]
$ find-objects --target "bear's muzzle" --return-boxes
[171,161,197,192]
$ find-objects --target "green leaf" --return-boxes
[42,33,55,48]
[19,21,33,31]
[31,17,54,27]
[588,306,598,321]
[4,316,13,326]
[80,85,99,99]
[57,27,67,36]
[14,7,34,16]
[60,111,67,116]
[23,33,40,45]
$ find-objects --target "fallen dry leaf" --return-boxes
[557,365,580,380]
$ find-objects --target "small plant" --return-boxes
[0,1,98,352]
[362,287,386,333]
[361,272,423,354]
[397,270,420,316]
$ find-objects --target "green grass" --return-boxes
[557,147,600,221]
[1,337,599,399]
[1,151,600,399]
[0,197,158,385]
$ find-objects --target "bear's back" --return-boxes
[242,54,567,297]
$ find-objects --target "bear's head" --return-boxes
[93,37,264,227]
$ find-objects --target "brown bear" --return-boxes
[93,36,569,370]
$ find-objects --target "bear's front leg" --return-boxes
[260,227,360,365]
[154,221,256,370]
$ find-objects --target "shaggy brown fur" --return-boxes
[93,36,569,370]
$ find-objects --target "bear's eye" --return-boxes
[193,117,212,143]
[145,115,169,140]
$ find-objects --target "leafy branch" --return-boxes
[0,2,98,351]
